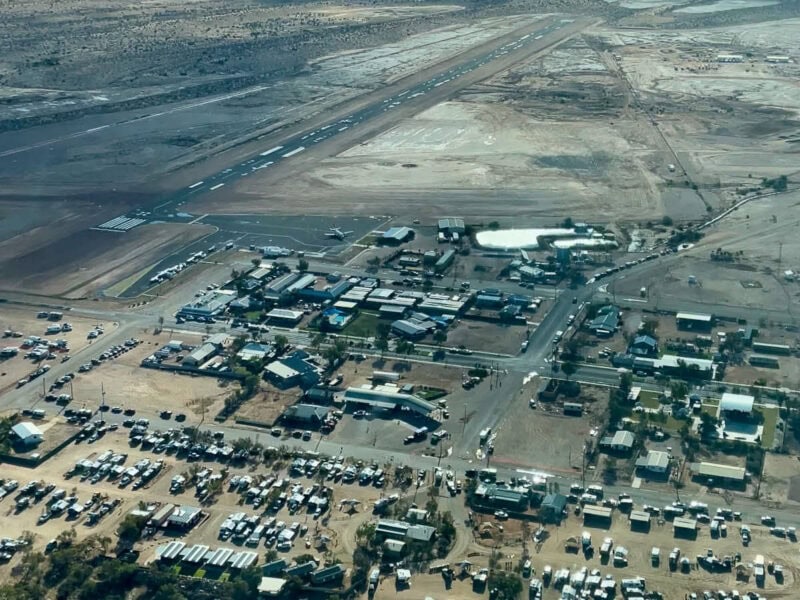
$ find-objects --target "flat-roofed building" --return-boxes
[676,312,713,331]
[691,461,746,488]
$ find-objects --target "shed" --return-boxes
[258,577,287,596]
[629,511,651,532]
[583,505,612,525]
[601,430,634,453]
[11,422,43,445]
[676,312,713,331]
[540,493,567,523]
[673,517,698,539]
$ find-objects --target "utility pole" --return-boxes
[100,382,106,411]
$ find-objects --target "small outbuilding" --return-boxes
[11,422,43,446]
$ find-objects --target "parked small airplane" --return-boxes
[325,226,354,240]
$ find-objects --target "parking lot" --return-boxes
[0,306,117,396]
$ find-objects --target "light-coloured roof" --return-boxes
[342,387,435,415]
[266,362,299,379]
[643,450,670,470]
[720,393,754,413]
[676,312,712,322]
[611,430,635,448]
[673,517,697,530]
[694,462,746,481]
[12,422,43,440]
[583,505,612,518]
[258,577,287,595]
[629,510,650,522]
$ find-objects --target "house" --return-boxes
[311,564,346,585]
[588,306,620,337]
[629,334,658,357]
[600,430,635,454]
[11,422,43,446]
[264,350,322,389]
[237,343,273,362]
[539,493,567,523]
[282,404,329,426]
[635,450,671,475]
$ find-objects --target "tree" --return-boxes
[251,258,261,268]
[487,571,523,600]
[661,215,674,227]
[395,339,415,357]
[311,332,327,351]
[670,381,689,401]
[298,259,309,272]
[561,361,577,381]
[374,336,389,359]
[116,515,146,547]
[433,330,447,346]
[273,334,289,355]
[561,217,574,229]
[323,339,347,369]
[698,412,719,439]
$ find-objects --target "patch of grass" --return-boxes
[194,568,207,579]
[639,390,661,410]
[218,572,230,583]
[244,310,261,321]
[759,406,778,449]
[342,311,381,338]
[417,387,447,401]
[701,403,718,418]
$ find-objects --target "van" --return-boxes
[32,409,46,419]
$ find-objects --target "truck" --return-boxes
[479,428,492,445]
[668,547,680,570]
[599,537,612,558]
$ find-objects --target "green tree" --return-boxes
[670,381,689,401]
[433,330,447,346]
[374,336,389,359]
[323,339,347,369]
[698,412,719,439]
[487,570,522,599]
[273,334,289,355]
[561,361,577,381]
[298,259,309,272]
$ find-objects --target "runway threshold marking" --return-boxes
[188,181,204,189]
[209,183,225,191]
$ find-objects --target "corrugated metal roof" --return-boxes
[694,462,745,480]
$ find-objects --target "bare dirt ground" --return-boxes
[447,319,529,355]
[20,331,233,424]
[490,378,609,474]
